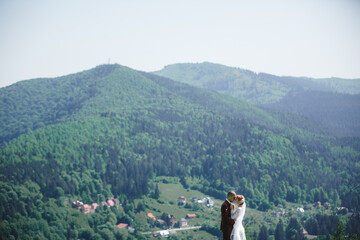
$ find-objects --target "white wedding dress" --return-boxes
[230,202,246,240]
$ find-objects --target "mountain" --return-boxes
[0,64,359,239]
[0,64,276,145]
[153,62,360,136]
[266,90,360,136]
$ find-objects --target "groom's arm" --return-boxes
[221,203,235,226]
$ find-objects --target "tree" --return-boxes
[305,218,319,235]
[136,202,146,212]
[286,218,302,240]
[346,213,360,238]
[153,184,160,199]
[258,225,269,240]
[275,219,285,240]
[333,221,346,240]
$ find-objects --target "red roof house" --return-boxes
[117,223,128,229]
[107,199,115,207]
[147,213,156,220]
[80,204,91,214]
[90,203,99,213]
[186,214,196,219]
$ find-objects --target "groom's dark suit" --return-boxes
[220,199,235,240]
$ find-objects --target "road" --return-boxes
[141,226,202,235]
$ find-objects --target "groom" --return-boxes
[220,190,236,240]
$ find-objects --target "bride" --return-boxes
[230,195,246,240]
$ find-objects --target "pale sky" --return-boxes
[0,0,360,88]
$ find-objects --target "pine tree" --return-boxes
[286,217,301,240]
[333,221,346,240]
[275,219,285,240]
[258,225,269,240]
[154,184,160,199]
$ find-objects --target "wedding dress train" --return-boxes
[230,202,246,240]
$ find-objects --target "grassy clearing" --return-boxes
[132,176,342,239]
[136,176,271,238]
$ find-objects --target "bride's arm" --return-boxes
[231,206,239,219]
[239,202,246,219]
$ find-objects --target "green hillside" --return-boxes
[313,77,360,95]
[266,90,360,136]
[153,62,360,104]
[0,64,277,145]
[0,64,359,239]
[153,62,360,137]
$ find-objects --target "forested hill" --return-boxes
[0,64,275,145]
[0,64,359,239]
[266,90,360,136]
[154,62,360,136]
[153,62,360,104]
[0,64,326,145]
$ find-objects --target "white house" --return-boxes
[159,230,169,237]
[178,218,188,228]
[297,207,305,213]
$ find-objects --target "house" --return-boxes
[179,218,188,228]
[159,230,169,237]
[315,201,321,207]
[191,197,200,203]
[323,202,331,209]
[191,197,214,207]
[107,197,120,206]
[156,219,166,225]
[161,214,176,227]
[167,215,176,227]
[147,213,156,221]
[80,204,91,214]
[297,208,305,213]
[117,223,135,233]
[156,219,166,228]
[107,199,115,207]
[90,203,99,213]
[72,200,83,208]
[177,196,187,204]
[117,223,128,229]
[336,207,348,214]
[205,197,214,207]
[194,198,205,204]
[186,214,196,219]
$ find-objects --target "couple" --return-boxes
[220,190,246,240]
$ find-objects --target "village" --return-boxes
[269,201,331,218]
[269,201,353,219]
[71,195,214,238]
[71,189,356,240]
[267,201,355,240]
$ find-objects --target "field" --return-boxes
[136,176,270,239]
[133,176,338,239]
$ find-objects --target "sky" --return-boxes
[0,0,360,88]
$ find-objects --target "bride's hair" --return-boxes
[236,195,245,206]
